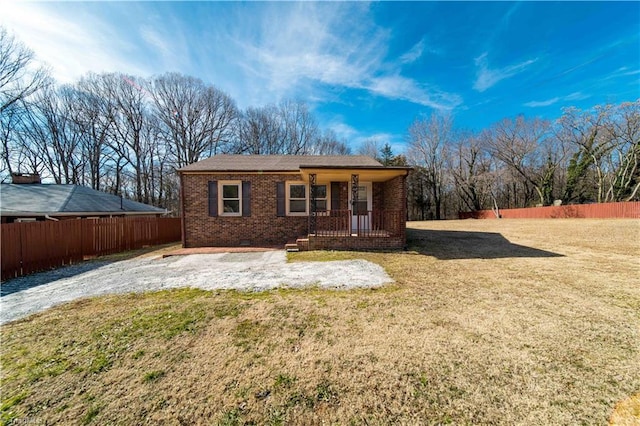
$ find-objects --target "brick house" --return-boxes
[178,155,411,250]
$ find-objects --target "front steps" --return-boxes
[285,237,310,252]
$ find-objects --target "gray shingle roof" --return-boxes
[0,184,166,216]
[178,155,384,172]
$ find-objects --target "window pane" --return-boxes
[354,200,368,215]
[315,200,327,211]
[289,184,306,199]
[357,185,366,198]
[223,200,240,213]
[223,185,239,199]
[290,199,306,213]
[313,185,326,198]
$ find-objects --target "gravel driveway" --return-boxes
[0,251,392,325]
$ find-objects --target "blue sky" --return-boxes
[2,1,639,153]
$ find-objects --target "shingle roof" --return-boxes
[0,184,166,216]
[178,155,384,172]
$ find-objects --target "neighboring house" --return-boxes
[0,176,166,223]
[178,155,411,250]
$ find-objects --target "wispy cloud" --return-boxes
[140,26,172,60]
[564,92,590,101]
[366,75,461,109]
[1,2,462,111]
[523,97,560,108]
[605,66,640,80]
[473,52,537,92]
[399,37,442,65]
[326,119,405,153]
[227,3,460,110]
[400,38,426,64]
[524,92,589,108]
[0,3,151,83]
[327,121,359,141]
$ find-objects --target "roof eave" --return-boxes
[178,169,300,174]
[299,165,412,171]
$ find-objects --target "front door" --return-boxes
[349,182,372,233]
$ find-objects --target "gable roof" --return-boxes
[178,155,385,172]
[0,184,166,217]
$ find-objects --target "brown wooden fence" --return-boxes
[1,217,181,280]
[459,201,640,220]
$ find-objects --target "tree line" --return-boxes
[2,27,638,218]
[400,101,639,220]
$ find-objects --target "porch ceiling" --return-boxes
[299,167,410,183]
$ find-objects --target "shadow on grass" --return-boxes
[407,229,563,260]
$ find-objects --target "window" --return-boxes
[219,181,242,216]
[287,182,307,215]
[282,182,330,216]
[311,184,328,212]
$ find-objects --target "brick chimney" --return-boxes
[11,173,41,184]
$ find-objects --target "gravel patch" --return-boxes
[0,251,392,324]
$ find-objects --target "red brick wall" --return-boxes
[181,173,307,247]
[382,175,407,246]
[309,235,404,250]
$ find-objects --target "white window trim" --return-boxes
[218,180,242,217]
[286,181,308,216]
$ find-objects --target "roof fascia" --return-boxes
[179,170,301,175]
[299,165,412,171]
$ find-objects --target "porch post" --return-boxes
[309,173,317,235]
[351,174,359,234]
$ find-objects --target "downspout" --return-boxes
[45,215,60,221]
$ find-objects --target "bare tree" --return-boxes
[279,99,318,154]
[604,101,640,201]
[485,115,559,206]
[99,73,152,202]
[357,138,381,159]
[449,132,493,212]
[0,101,21,178]
[234,99,321,155]
[235,104,284,154]
[309,129,351,155]
[69,73,117,190]
[0,27,49,114]
[408,114,453,219]
[150,73,238,167]
[0,27,49,179]
[19,84,82,183]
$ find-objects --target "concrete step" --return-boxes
[284,243,299,252]
[295,238,309,251]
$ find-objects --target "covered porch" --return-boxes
[294,165,410,251]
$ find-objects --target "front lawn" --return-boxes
[1,219,638,424]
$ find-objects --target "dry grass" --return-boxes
[1,219,639,425]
